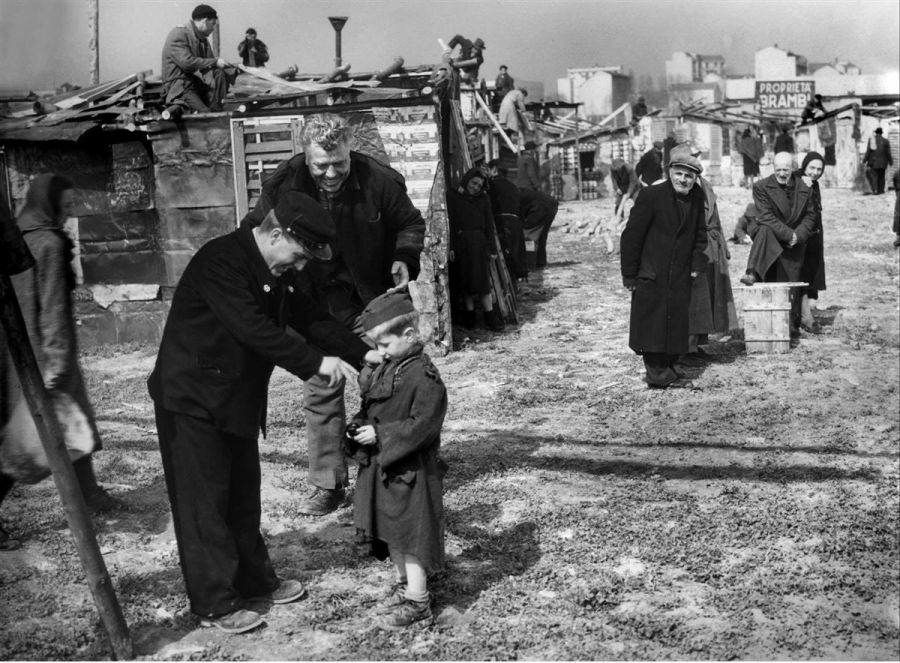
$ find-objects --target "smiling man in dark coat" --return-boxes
[148,192,378,634]
[620,146,708,389]
[244,113,425,517]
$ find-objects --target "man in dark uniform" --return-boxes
[620,146,708,389]
[244,113,425,517]
[148,192,378,633]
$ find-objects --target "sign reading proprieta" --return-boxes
[756,80,815,110]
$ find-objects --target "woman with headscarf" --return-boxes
[447,168,504,331]
[796,152,826,333]
[1,175,114,542]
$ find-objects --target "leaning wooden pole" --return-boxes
[88,0,99,86]
[0,274,133,660]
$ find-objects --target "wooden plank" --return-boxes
[244,140,295,155]
[231,119,249,221]
[243,124,295,135]
[245,151,292,163]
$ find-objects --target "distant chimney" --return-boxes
[328,16,348,68]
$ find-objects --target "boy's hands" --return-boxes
[349,424,377,446]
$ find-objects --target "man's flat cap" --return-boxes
[274,192,335,260]
[668,145,703,174]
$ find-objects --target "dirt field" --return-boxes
[1,185,898,661]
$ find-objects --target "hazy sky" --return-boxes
[1,0,898,93]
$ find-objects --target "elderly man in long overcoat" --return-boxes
[620,146,708,389]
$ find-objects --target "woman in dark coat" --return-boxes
[686,176,739,353]
[797,152,826,333]
[447,168,503,330]
[2,175,114,534]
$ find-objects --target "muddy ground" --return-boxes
[1,185,898,661]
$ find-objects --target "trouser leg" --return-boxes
[0,472,14,507]
[302,374,348,490]
[206,69,230,112]
[155,406,276,617]
[643,352,679,386]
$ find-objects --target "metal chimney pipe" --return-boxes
[328,16,348,68]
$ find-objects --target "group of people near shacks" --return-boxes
[621,143,830,388]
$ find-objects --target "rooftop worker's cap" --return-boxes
[192,4,218,20]
[652,140,664,149]
[668,145,703,174]
[875,127,883,134]
[473,38,486,49]
[360,290,416,332]
[274,192,335,260]
[245,27,257,35]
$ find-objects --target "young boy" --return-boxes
[345,291,448,629]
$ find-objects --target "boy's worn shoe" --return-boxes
[297,487,344,516]
[379,598,433,629]
[372,582,407,615]
[250,579,307,604]
[200,609,265,634]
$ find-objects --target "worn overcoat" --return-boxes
[746,174,815,282]
[245,152,425,307]
[4,175,101,447]
[161,21,220,107]
[147,224,370,439]
[620,181,708,355]
[347,351,448,574]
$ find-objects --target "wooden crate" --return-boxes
[733,282,806,353]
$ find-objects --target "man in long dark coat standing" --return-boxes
[620,146,708,389]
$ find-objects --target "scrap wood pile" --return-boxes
[0,60,437,134]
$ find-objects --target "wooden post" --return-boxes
[574,106,582,200]
[0,274,133,660]
[88,0,99,85]
[473,91,518,154]
[212,20,220,58]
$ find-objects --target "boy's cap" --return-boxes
[274,192,335,260]
[360,290,416,331]
[191,4,218,20]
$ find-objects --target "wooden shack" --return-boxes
[0,67,512,354]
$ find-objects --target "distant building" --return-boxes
[556,66,632,123]
[665,51,725,85]
[755,44,810,79]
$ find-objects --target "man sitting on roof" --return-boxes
[161,4,236,113]
[445,35,485,82]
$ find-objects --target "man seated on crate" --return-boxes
[161,4,237,113]
[242,113,426,518]
[738,151,816,344]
